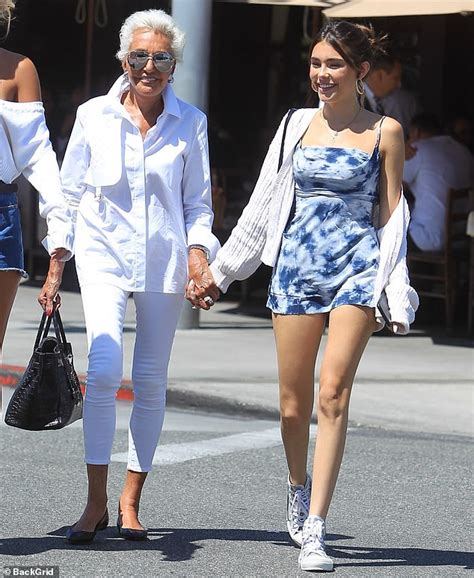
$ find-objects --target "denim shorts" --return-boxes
[0,190,28,279]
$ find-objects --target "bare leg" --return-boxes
[310,305,376,519]
[0,270,21,358]
[272,313,327,485]
[118,470,148,530]
[71,464,108,531]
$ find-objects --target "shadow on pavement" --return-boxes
[1,527,472,571]
[0,527,289,557]
[330,544,473,570]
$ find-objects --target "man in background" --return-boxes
[364,53,421,138]
[403,113,474,252]
[364,53,402,112]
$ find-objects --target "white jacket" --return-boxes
[210,108,419,334]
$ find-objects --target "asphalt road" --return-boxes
[0,399,472,577]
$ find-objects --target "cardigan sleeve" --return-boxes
[376,197,419,334]
[210,112,289,292]
[384,255,419,333]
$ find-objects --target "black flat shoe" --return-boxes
[117,509,148,541]
[66,509,109,544]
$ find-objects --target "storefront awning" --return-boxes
[323,0,474,17]
[216,1,347,7]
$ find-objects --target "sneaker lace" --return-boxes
[302,521,326,555]
[291,488,310,528]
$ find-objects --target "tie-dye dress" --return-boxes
[267,121,384,315]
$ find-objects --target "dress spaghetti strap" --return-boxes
[374,115,386,149]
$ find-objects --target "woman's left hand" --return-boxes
[38,249,67,316]
[186,248,220,310]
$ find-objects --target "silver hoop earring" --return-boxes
[356,78,365,96]
[168,74,174,84]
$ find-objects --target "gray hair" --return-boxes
[115,9,185,63]
[0,0,15,36]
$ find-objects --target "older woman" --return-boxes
[0,0,73,354]
[59,9,220,544]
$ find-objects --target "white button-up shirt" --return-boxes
[403,135,474,251]
[60,74,220,293]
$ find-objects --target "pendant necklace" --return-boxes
[321,106,361,145]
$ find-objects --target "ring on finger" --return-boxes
[203,296,214,306]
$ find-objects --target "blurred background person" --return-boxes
[403,112,474,252]
[382,86,422,139]
[364,52,421,138]
[363,52,402,113]
[445,113,473,153]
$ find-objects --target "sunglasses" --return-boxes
[127,50,175,73]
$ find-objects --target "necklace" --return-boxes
[321,106,361,145]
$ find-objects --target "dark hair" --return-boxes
[309,20,390,72]
[305,20,390,107]
[371,52,401,73]
[410,113,441,135]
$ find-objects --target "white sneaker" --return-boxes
[298,515,333,572]
[286,473,312,547]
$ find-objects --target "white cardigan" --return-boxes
[210,108,419,334]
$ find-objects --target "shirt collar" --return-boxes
[105,73,182,118]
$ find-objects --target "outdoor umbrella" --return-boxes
[323,0,474,17]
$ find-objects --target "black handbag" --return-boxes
[4,309,83,431]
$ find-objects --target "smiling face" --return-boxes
[310,40,369,105]
[123,28,175,100]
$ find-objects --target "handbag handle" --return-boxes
[52,309,68,349]
[278,107,297,172]
[34,313,52,350]
[33,310,68,351]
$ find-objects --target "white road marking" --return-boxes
[111,425,318,465]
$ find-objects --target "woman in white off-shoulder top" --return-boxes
[0,0,73,355]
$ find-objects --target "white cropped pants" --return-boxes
[81,284,183,472]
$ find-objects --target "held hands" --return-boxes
[185,248,220,310]
[37,248,67,316]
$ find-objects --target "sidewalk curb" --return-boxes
[0,365,280,421]
[0,365,133,401]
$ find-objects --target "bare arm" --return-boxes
[15,56,41,102]
[378,117,405,227]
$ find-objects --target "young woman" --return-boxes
[0,0,73,355]
[191,20,418,572]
